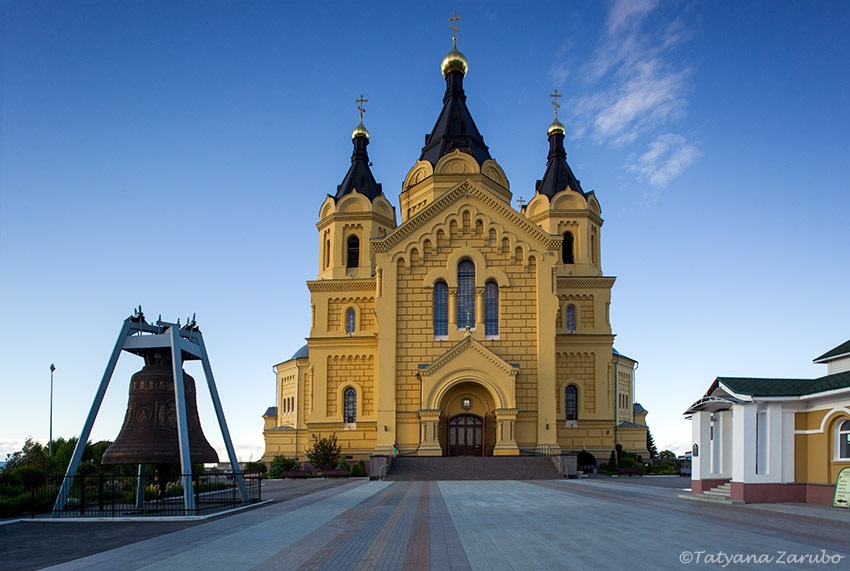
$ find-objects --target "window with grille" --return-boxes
[565,385,578,421]
[484,280,498,337]
[344,387,356,423]
[457,259,475,328]
[347,235,359,268]
[566,305,576,333]
[345,308,355,334]
[434,281,448,338]
[838,419,850,460]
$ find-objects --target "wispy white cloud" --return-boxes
[556,0,699,188]
[627,133,701,188]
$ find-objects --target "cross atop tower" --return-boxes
[549,89,562,120]
[356,94,368,121]
[449,12,462,43]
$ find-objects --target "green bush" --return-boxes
[349,460,367,477]
[336,458,349,471]
[305,434,342,472]
[243,461,268,475]
[268,456,299,478]
[618,456,638,469]
[652,460,679,475]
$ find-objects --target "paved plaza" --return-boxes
[2,477,850,570]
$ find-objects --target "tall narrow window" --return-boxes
[562,231,575,264]
[324,239,330,268]
[484,280,499,337]
[433,281,448,338]
[591,234,597,265]
[345,308,356,334]
[838,419,850,460]
[344,387,357,423]
[457,259,475,328]
[347,235,359,268]
[566,305,576,333]
[565,385,578,421]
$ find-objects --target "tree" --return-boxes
[305,434,342,472]
[659,450,677,460]
[243,461,268,475]
[646,428,658,459]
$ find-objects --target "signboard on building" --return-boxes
[833,466,850,509]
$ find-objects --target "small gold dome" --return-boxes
[548,117,565,136]
[441,42,468,77]
[352,120,370,139]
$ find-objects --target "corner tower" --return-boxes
[524,90,604,277]
[317,96,397,280]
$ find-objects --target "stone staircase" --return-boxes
[385,456,560,481]
[679,482,741,505]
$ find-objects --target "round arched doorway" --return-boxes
[439,381,496,456]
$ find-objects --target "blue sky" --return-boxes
[2,0,849,462]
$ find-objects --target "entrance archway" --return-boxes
[448,414,483,456]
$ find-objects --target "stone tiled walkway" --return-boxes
[6,478,850,570]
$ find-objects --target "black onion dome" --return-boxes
[335,123,383,201]
[535,126,584,198]
[419,47,492,167]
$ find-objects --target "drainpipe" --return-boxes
[632,361,639,423]
[614,352,620,463]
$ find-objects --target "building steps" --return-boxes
[678,482,743,505]
[385,456,560,481]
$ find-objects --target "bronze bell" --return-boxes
[101,351,219,466]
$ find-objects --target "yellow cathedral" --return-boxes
[262,32,649,466]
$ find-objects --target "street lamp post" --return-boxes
[49,364,55,457]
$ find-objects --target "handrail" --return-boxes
[517,443,556,457]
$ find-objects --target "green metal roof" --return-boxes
[717,371,850,397]
[813,339,850,363]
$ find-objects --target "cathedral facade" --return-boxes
[262,35,648,464]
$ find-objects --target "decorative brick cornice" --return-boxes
[557,277,616,289]
[307,279,376,292]
[317,212,397,231]
[374,181,557,253]
[528,210,604,226]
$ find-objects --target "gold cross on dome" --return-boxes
[449,12,462,42]
[356,94,368,121]
[549,89,562,119]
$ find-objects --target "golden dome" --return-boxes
[441,41,468,77]
[547,117,565,136]
[352,120,370,139]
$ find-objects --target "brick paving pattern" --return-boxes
[3,478,850,570]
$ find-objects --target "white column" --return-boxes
[732,403,757,483]
[691,411,712,481]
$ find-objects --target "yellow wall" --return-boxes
[795,409,850,484]
[263,132,647,463]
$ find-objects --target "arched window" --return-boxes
[457,259,475,328]
[346,235,359,268]
[566,305,576,333]
[484,280,499,337]
[344,387,357,423]
[838,419,850,460]
[562,231,575,264]
[565,385,578,421]
[345,308,356,334]
[433,280,448,338]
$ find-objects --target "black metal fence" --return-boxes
[21,472,262,518]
